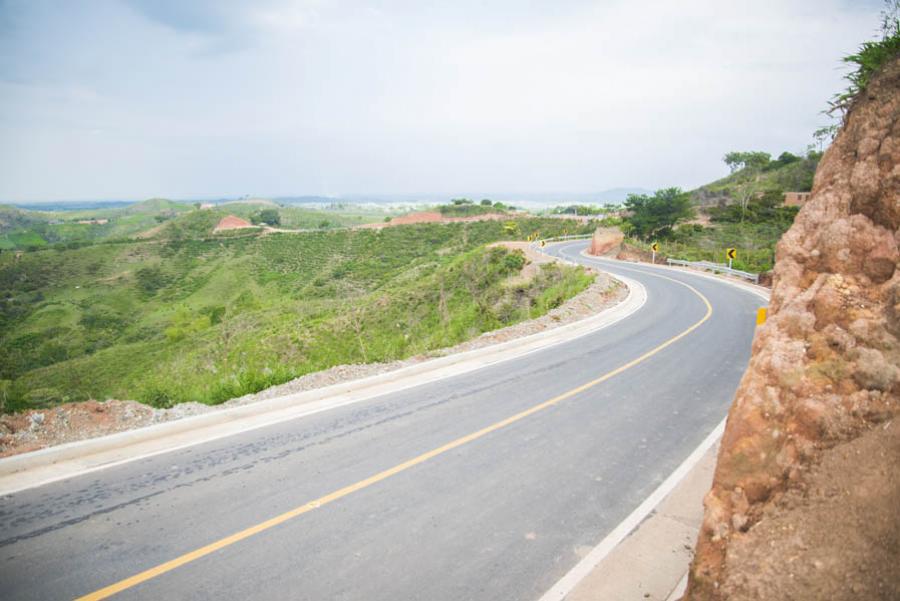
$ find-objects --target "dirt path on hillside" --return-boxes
[0,248,625,458]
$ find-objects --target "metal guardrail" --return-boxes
[666,258,759,284]
[531,236,761,284]
[537,234,593,244]
[528,234,592,252]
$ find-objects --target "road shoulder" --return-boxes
[565,441,718,601]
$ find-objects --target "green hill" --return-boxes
[0,217,595,411]
[691,151,821,207]
[618,150,820,273]
[123,198,192,214]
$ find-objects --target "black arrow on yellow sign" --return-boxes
[726,248,737,260]
[651,242,659,253]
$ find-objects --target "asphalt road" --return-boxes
[0,241,764,601]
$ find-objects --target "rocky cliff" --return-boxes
[684,56,900,600]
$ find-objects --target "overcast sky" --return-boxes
[0,0,885,202]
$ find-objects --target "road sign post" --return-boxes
[651,242,659,264]
[726,247,737,269]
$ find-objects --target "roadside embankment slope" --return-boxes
[684,55,900,600]
[0,244,622,458]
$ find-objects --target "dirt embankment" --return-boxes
[588,226,624,256]
[684,56,900,600]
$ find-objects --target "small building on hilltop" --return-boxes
[783,191,812,207]
[214,215,255,232]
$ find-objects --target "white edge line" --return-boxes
[536,417,726,601]
[0,272,647,495]
[666,572,690,601]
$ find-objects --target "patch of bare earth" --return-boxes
[134,222,166,239]
[721,418,900,600]
[0,250,625,458]
[0,401,155,459]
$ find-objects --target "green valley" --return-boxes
[0,214,595,412]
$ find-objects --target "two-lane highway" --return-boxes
[0,241,764,600]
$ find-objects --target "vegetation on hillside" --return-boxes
[548,204,623,216]
[628,223,785,273]
[436,198,512,217]
[620,184,798,273]
[830,1,900,116]
[623,5,900,275]
[622,188,694,240]
[0,216,594,412]
[691,149,821,207]
[0,199,400,251]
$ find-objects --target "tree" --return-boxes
[480,199,492,206]
[723,151,771,173]
[723,151,772,221]
[708,187,798,227]
[775,151,800,166]
[624,188,695,240]
[251,208,281,226]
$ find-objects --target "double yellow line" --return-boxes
[76,272,712,601]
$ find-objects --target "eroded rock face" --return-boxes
[684,56,900,599]
[588,226,624,256]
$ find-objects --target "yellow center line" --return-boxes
[75,270,713,601]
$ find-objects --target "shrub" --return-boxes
[135,265,169,295]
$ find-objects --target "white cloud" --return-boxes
[0,0,884,201]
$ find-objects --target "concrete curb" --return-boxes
[0,272,647,496]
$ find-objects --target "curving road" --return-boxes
[0,241,764,601]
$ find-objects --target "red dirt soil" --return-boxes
[0,400,156,458]
[214,215,255,231]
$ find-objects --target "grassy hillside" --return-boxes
[0,199,398,251]
[627,223,785,272]
[618,150,821,272]
[436,199,511,217]
[691,152,821,206]
[0,217,593,411]
[622,153,810,273]
[0,199,192,250]
[205,202,397,230]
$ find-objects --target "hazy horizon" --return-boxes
[0,0,884,202]
[3,187,656,210]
